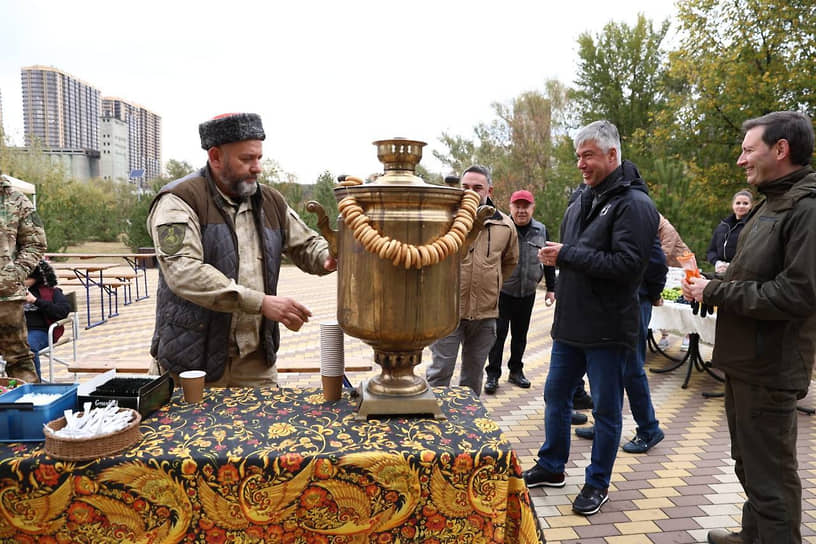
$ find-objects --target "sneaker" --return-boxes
[622,428,665,454]
[680,336,690,351]
[508,371,531,388]
[657,335,670,350]
[571,411,588,425]
[572,388,593,410]
[523,464,566,488]
[572,484,608,515]
[707,529,746,543]
[574,425,595,439]
[484,376,499,394]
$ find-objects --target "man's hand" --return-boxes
[261,295,312,331]
[653,297,664,307]
[544,291,556,307]
[538,242,562,267]
[715,260,729,274]
[324,255,337,272]
[681,276,709,303]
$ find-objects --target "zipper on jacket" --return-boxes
[487,226,491,256]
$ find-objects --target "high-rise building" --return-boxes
[99,115,130,181]
[102,97,162,182]
[21,65,101,150]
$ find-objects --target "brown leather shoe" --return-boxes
[707,529,744,544]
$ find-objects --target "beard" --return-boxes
[233,178,258,199]
[218,164,258,201]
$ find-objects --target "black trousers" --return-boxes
[725,375,802,543]
[486,292,535,378]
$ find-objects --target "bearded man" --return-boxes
[147,113,335,387]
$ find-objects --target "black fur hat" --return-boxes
[28,260,58,288]
[199,113,266,150]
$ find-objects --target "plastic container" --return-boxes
[77,371,172,420]
[0,383,78,442]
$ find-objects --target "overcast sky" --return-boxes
[0,0,677,183]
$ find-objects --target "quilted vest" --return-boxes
[149,169,287,381]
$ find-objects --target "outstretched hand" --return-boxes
[261,295,312,331]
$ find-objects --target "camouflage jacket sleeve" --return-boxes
[0,190,47,299]
[148,193,265,314]
[283,206,332,276]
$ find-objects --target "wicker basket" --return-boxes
[43,408,142,461]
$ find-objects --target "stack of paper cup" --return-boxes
[320,321,345,401]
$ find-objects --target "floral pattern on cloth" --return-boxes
[0,386,544,543]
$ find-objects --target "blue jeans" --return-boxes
[625,299,660,438]
[536,340,628,489]
[28,329,49,380]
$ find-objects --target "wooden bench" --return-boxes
[68,358,152,374]
[276,360,373,373]
[66,358,372,375]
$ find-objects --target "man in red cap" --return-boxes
[484,190,555,393]
[147,113,336,387]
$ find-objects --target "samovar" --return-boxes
[308,138,492,418]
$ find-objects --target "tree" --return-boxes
[434,82,575,235]
[572,13,671,166]
[312,170,338,229]
[652,0,816,256]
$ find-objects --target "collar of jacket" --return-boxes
[483,195,504,222]
[758,166,816,213]
[591,160,646,200]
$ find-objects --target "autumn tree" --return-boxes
[572,13,671,168]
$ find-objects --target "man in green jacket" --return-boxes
[684,111,816,544]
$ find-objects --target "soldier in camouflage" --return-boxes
[0,172,47,383]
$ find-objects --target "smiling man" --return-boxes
[523,120,659,516]
[147,113,336,388]
[684,111,816,544]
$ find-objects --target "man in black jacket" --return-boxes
[523,120,659,516]
[684,111,816,544]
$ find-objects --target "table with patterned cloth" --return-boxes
[0,386,544,544]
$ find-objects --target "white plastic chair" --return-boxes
[40,291,80,383]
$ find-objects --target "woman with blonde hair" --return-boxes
[706,190,753,275]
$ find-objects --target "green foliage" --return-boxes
[0,138,136,251]
[434,84,568,221]
[573,15,670,134]
[657,0,816,202]
[312,170,338,229]
[647,159,713,261]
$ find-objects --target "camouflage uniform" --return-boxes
[0,176,47,382]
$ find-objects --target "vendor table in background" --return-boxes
[648,300,722,389]
[45,252,155,302]
[0,386,544,543]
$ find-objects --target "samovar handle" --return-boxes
[306,201,338,257]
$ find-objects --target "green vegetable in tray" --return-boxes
[660,287,683,301]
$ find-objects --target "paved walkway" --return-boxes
[51,265,816,543]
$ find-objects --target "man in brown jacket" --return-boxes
[684,111,816,544]
[426,165,518,396]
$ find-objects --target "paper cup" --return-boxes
[322,374,343,402]
[179,370,206,403]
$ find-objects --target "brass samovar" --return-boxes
[308,138,491,418]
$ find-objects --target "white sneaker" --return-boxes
[657,336,670,350]
[680,336,689,351]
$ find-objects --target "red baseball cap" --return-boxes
[510,190,534,204]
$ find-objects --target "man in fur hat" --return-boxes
[147,113,336,387]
